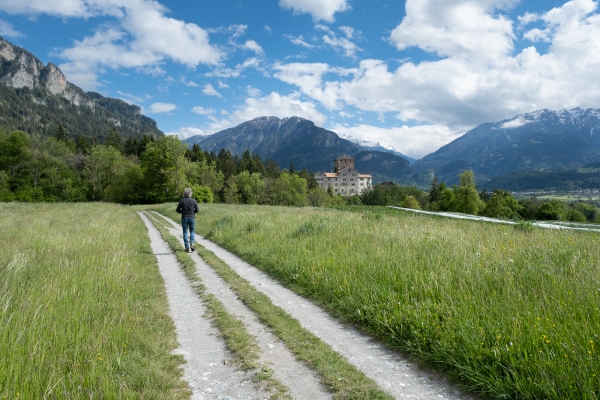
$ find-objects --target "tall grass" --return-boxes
[0,203,189,399]
[154,203,600,399]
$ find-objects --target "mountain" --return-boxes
[338,134,417,164]
[0,37,162,140]
[480,168,600,192]
[185,116,414,183]
[413,108,600,184]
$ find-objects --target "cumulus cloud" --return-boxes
[329,124,465,159]
[191,106,216,115]
[322,34,361,58]
[205,57,262,78]
[284,34,315,48]
[180,76,199,87]
[498,116,532,129]
[273,0,600,137]
[202,83,222,97]
[117,91,145,104]
[0,19,24,38]
[147,102,177,114]
[7,0,222,90]
[389,0,516,63]
[278,0,349,22]
[242,40,264,55]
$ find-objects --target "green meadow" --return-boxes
[0,203,188,399]
[153,203,600,399]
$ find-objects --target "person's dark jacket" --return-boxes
[176,197,199,219]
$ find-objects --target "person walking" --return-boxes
[176,188,199,252]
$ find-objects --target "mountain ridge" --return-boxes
[413,107,600,184]
[0,36,162,140]
[185,116,414,184]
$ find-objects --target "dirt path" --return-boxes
[153,212,476,400]
[139,212,270,399]
[390,206,600,232]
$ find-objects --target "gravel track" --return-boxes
[139,212,270,400]
[160,218,333,399]
[153,212,477,400]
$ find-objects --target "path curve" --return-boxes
[389,206,600,232]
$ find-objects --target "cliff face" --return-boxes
[0,37,163,140]
[0,37,94,107]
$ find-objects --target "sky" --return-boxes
[1,0,599,159]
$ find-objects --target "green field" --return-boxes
[153,203,600,399]
[0,203,189,399]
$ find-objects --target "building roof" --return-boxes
[324,173,338,178]
[359,174,372,178]
[335,155,354,160]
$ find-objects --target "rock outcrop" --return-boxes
[0,37,94,108]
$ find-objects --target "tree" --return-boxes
[260,159,278,178]
[105,127,123,153]
[481,189,522,219]
[235,171,265,204]
[84,145,122,200]
[452,170,485,215]
[216,148,237,179]
[0,130,30,179]
[141,135,189,203]
[262,172,307,206]
[55,124,67,141]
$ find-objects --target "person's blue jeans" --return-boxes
[182,218,196,249]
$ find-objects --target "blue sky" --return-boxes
[1,0,600,158]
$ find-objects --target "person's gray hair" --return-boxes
[183,188,193,198]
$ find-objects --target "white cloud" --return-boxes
[284,34,315,48]
[272,0,600,151]
[0,0,93,17]
[147,102,176,113]
[205,57,262,78]
[137,65,166,77]
[322,34,361,58]
[329,124,465,159]
[264,25,272,34]
[11,0,221,90]
[279,0,349,22]
[0,19,24,38]
[389,0,516,63]
[191,106,215,115]
[180,76,199,87]
[202,83,222,97]
[242,39,264,55]
[117,91,145,104]
[339,26,356,39]
[246,85,262,98]
[498,116,531,129]
[217,80,229,88]
[167,126,207,139]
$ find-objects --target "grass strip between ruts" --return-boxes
[143,212,292,399]
[149,210,394,400]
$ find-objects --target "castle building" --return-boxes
[314,155,372,196]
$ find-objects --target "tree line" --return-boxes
[0,127,349,206]
[361,170,600,223]
[2,126,600,222]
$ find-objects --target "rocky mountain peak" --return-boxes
[0,37,93,107]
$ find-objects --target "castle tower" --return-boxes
[334,155,354,171]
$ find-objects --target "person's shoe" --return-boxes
[185,247,190,253]
[190,244,195,252]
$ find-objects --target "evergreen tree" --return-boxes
[105,127,123,153]
[55,124,67,141]
[216,148,237,179]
